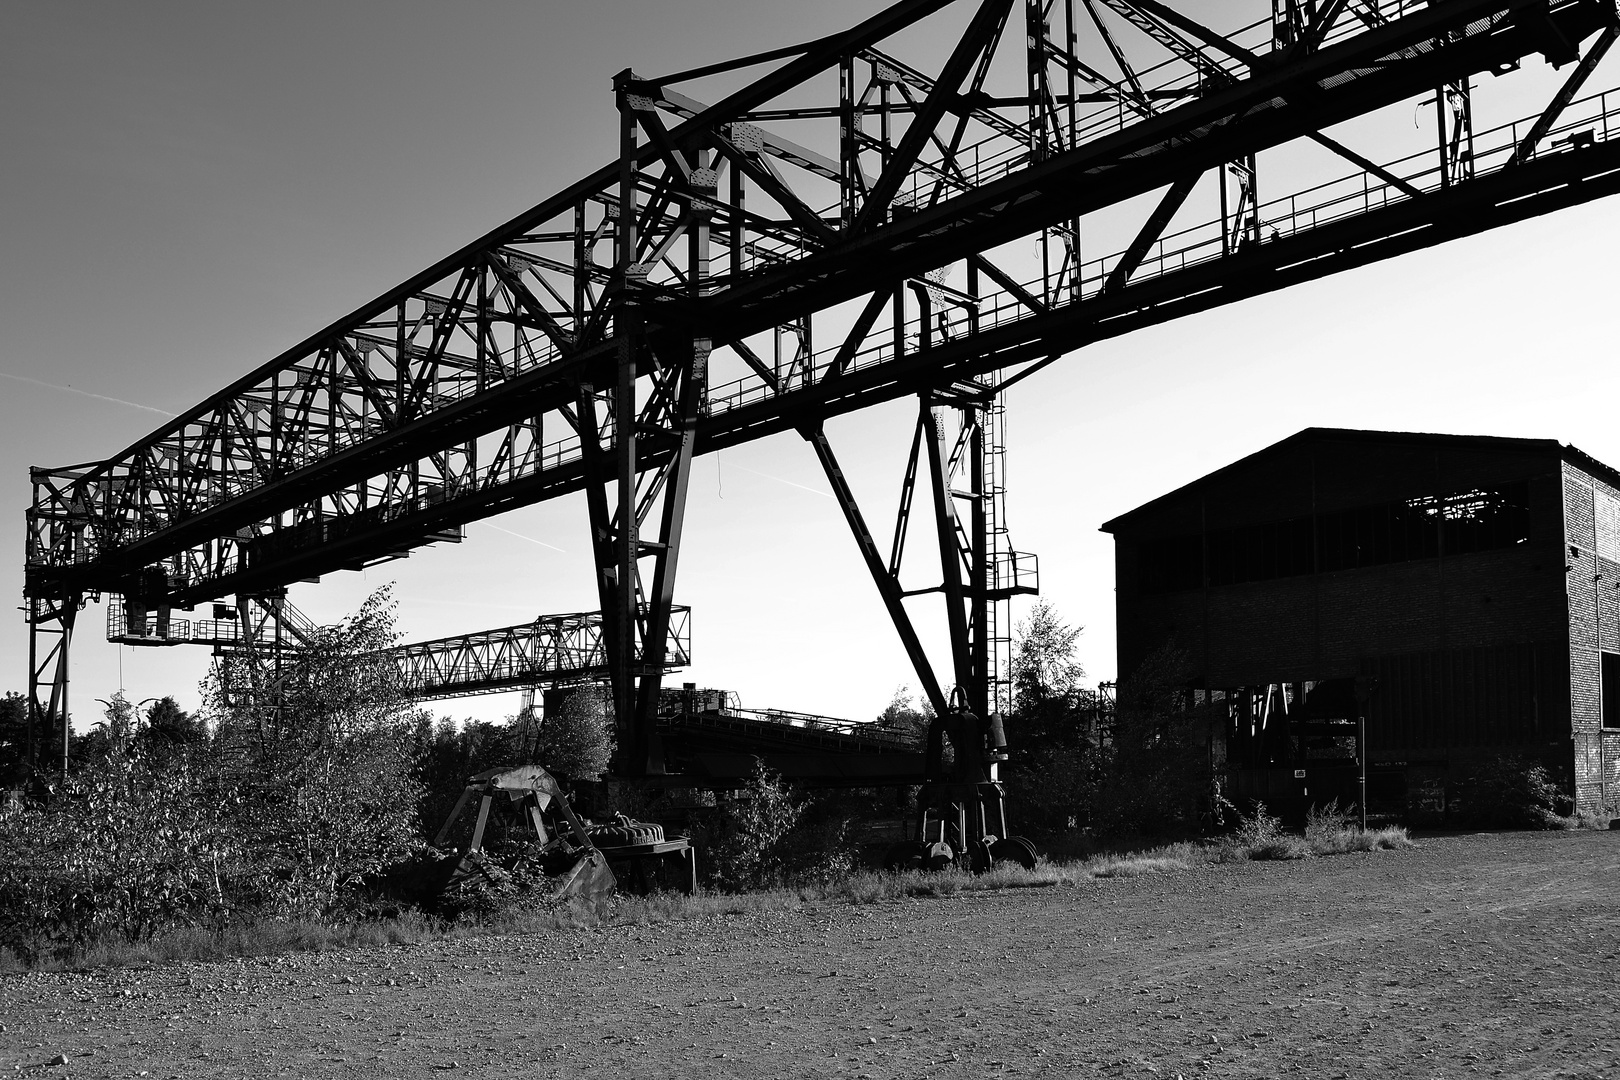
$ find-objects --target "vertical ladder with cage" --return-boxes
[978,388,1037,718]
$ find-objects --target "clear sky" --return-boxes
[5,1,1620,732]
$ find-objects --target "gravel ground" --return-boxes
[3,830,1617,1079]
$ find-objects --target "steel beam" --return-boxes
[23,0,1620,781]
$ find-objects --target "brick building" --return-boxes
[1100,428,1620,819]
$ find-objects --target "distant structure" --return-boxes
[1102,428,1620,818]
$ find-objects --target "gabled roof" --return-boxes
[1099,427,1616,533]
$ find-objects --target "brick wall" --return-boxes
[1561,460,1620,813]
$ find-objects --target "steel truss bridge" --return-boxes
[107,597,691,703]
[25,0,1620,779]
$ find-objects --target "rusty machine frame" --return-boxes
[25,0,1620,812]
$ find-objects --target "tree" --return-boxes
[1002,602,1107,834]
[73,691,138,762]
[143,697,203,746]
[202,586,425,916]
[1010,602,1088,743]
[876,685,933,743]
[534,685,613,780]
[0,692,27,783]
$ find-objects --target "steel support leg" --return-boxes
[805,424,949,717]
[27,594,79,786]
[923,400,974,696]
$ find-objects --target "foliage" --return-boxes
[533,684,614,780]
[1214,800,1413,861]
[1303,799,1355,846]
[227,729,424,918]
[73,691,138,762]
[1448,755,1571,829]
[1001,604,1109,832]
[1086,644,1213,837]
[144,697,204,746]
[202,586,426,918]
[1010,601,1088,722]
[0,744,239,963]
[413,715,528,842]
[1221,802,1310,860]
[691,759,806,892]
[0,691,27,784]
[1009,743,1104,835]
[876,686,933,743]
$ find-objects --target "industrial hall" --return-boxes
[1102,428,1620,819]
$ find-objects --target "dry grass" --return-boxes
[1555,809,1618,831]
[0,912,446,974]
[1306,824,1416,854]
[3,826,1419,973]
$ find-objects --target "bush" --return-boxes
[202,587,426,918]
[1088,646,1214,837]
[225,729,423,918]
[1303,800,1414,854]
[691,760,805,892]
[1449,756,1570,830]
[0,745,239,963]
[1217,802,1309,861]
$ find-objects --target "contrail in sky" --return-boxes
[479,521,568,553]
[0,370,176,417]
[723,461,834,500]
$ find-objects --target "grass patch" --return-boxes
[1306,824,1416,854]
[1553,809,1618,831]
[2,825,1419,973]
[1211,800,1415,862]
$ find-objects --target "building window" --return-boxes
[1137,481,1531,595]
[1603,652,1620,729]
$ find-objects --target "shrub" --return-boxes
[1303,799,1354,845]
[226,728,423,918]
[1220,802,1310,861]
[1088,646,1214,837]
[691,760,805,892]
[0,745,239,963]
[202,587,426,918]
[1449,756,1569,829]
[1303,800,1414,853]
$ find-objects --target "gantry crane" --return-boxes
[25,1,1620,825]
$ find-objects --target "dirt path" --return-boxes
[4,831,1618,1079]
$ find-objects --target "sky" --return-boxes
[4,0,1620,733]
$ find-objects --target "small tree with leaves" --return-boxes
[203,587,425,916]
[1002,602,1107,833]
[534,684,614,780]
[0,692,29,785]
[693,759,805,892]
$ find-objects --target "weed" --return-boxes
[1555,808,1617,831]
[4,820,1420,972]
[1086,855,1190,877]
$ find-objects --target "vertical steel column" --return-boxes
[27,595,78,784]
[605,70,644,761]
[968,404,990,721]
[629,144,714,772]
[923,401,973,695]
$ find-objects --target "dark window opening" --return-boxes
[1137,481,1531,595]
[1603,652,1620,730]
